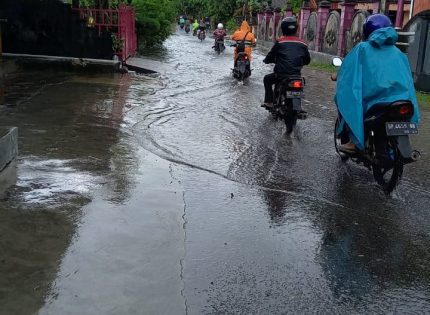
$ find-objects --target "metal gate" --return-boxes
[73,4,137,60]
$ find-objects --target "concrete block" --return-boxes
[0,160,17,199]
[0,127,18,172]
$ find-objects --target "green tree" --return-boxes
[132,0,178,47]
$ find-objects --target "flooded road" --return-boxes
[1,31,430,314]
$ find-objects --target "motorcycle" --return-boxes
[197,30,206,41]
[213,38,225,54]
[180,23,185,30]
[185,24,190,34]
[231,41,254,81]
[332,57,420,193]
[264,76,307,133]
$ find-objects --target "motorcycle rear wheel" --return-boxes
[372,146,403,194]
[284,100,297,133]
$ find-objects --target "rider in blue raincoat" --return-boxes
[335,14,420,152]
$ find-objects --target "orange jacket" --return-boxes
[231,21,256,43]
[231,21,256,61]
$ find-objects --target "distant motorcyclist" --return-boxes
[205,16,211,30]
[262,17,310,108]
[213,23,227,48]
[179,16,185,28]
[230,21,256,68]
[192,20,199,36]
[335,14,420,153]
[195,20,206,39]
[185,19,191,33]
[198,20,206,32]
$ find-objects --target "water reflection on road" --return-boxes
[1,31,430,314]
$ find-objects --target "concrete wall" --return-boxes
[0,127,18,172]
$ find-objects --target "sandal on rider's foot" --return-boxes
[261,103,273,108]
[338,141,357,154]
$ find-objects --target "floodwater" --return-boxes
[1,30,430,314]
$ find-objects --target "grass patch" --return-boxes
[310,61,430,108]
[308,61,336,73]
[417,92,430,108]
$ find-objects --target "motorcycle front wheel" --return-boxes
[372,144,403,194]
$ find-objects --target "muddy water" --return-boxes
[1,31,430,314]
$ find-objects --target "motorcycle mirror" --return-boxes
[332,57,342,67]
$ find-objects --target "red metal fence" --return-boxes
[118,5,136,61]
[72,4,137,60]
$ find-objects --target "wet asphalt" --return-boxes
[1,30,430,314]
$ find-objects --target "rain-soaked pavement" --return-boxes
[1,31,430,314]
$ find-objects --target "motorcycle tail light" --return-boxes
[289,80,303,89]
[399,104,413,116]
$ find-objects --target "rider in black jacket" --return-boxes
[262,17,311,108]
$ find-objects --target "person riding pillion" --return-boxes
[335,14,420,153]
[230,21,256,67]
[262,17,310,108]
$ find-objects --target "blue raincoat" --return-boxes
[334,27,420,150]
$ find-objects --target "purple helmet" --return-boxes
[363,14,393,40]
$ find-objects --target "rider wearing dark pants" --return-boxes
[198,20,206,34]
[263,17,311,108]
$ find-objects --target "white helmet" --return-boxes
[217,23,223,30]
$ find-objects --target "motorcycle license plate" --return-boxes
[286,91,303,98]
[386,122,418,136]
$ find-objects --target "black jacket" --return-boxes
[263,36,311,76]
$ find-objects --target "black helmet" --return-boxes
[281,17,297,36]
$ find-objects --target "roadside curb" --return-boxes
[0,127,18,172]
[2,53,121,72]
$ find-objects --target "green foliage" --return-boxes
[247,0,264,15]
[177,0,208,20]
[207,0,239,24]
[417,92,430,108]
[111,33,124,51]
[226,19,239,34]
[288,0,302,14]
[309,61,336,73]
[179,0,240,25]
[132,0,178,47]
